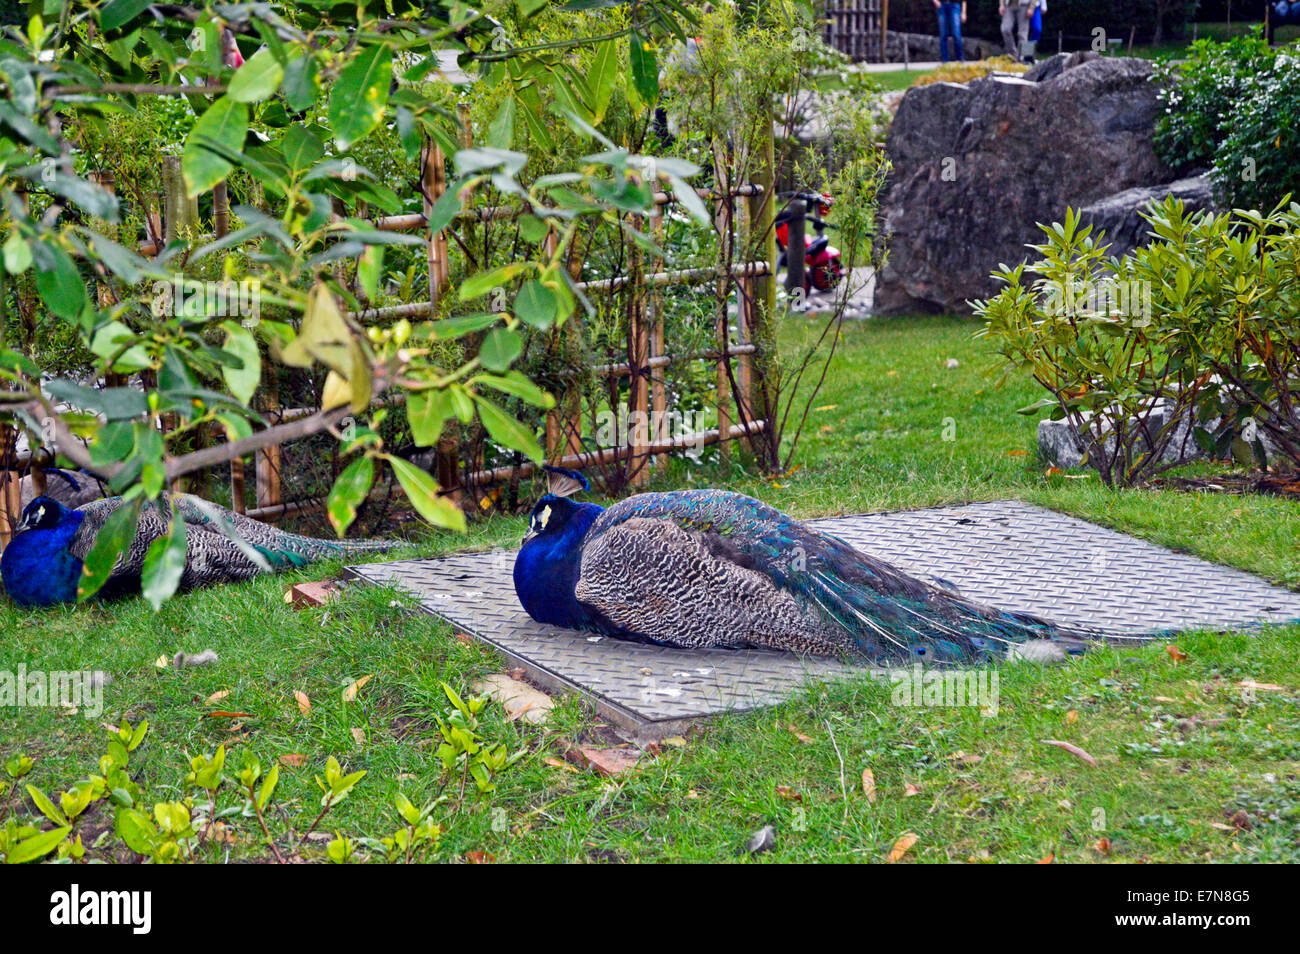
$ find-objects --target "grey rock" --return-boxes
[876,57,1170,315]
[1078,175,1215,260]
[1037,401,1284,471]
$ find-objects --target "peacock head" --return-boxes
[15,496,73,534]
[522,467,590,544]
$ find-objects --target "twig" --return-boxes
[824,718,849,825]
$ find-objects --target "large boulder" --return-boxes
[876,54,1171,314]
[1077,174,1215,260]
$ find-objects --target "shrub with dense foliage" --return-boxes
[1155,37,1300,211]
[977,197,1300,484]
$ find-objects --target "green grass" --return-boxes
[3,314,1299,863]
[866,68,931,91]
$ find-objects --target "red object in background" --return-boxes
[222,28,244,69]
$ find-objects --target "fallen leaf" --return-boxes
[786,724,812,744]
[1238,679,1285,692]
[542,756,579,773]
[203,711,254,719]
[1065,709,1079,724]
[341,674,373,702]
[464,851,495,864]
[206,690,230,704]
[1037,852,1055,864]
[1166,644,1189,663]
[775,785,802,801]
[1006,449,1028,457]
[661,736,687,748]
[154,655,169,669]
[279,753,306,768]
[904,783,922,797]
[1045,467,1064,477]
[1154,696,1176,703]
[1225,810,1252,831]
[1094,837,1111,854]
[861,767,877,803]
[1040,739,1098,766]
[947,751,983,764]
[294,690,311,716]
[886,832,918,863]
[350,727,365,746]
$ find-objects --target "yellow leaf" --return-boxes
[350,727,366,746]
[1065,709,1078,724]
[861,767,876,803]
[886,832,918,863]
[904,782,922,797]
[206,690,230,704]
[294,690,311,717]
[342,674,373,702]
[154,655,169,669]
[321,370,352,411]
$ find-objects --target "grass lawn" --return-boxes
[3,314,1299,863]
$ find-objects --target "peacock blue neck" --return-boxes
[0,510,86,607]
[512,500,604,628]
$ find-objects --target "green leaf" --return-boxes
[99,0,150,31]
[478,327,522,372]
[384,456,467,532]
[78,498,142,602]
[7,826,70,864]
[628,32,659,105]
[514,279,559,329]
[475,395,543,462]
[25,785,68,827]
[407,388,453,447]
[141,505,187,611]
[327,456,374,537]
[281,126,325,175]
[426,183,465,235]
[589,39,619,121]
[487,95,515,149]
[31,240,87,321]
[459,263,526,301]
[358,245,383,301]
[258,764,279,811]
[329,44,393,150]
[2,230,31,273]
[227,48,284,103]
[473,372,554,408]
[283,55,319,112]
[182,97,249,198]
[220,321,261,405]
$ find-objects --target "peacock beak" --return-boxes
[522,528,537,545]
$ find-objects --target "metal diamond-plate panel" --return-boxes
[347,500,1300,735]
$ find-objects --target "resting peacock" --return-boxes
[1,494,395,608]
[513,468,1109,663]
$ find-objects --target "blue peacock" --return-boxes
[513,468,1110,662]
[1,494,394,608]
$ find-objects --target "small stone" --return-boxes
[285,580,342,609]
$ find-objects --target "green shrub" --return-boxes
[974,207,1205,488]
[977,196,1300,483]
[1155,38,1300,211]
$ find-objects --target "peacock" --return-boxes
[513,467,1114,663]
[1,494,396,608]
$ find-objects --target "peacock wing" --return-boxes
[589,490,1097,661]
[69,497,166,567]
[573,517,853,653]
